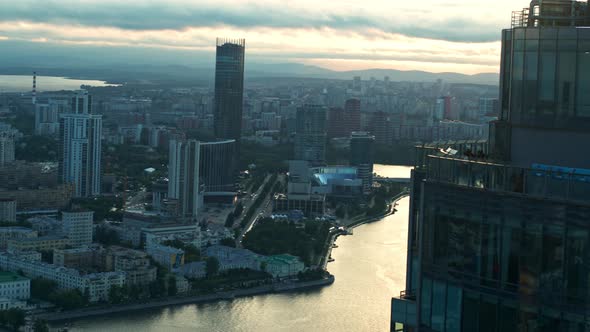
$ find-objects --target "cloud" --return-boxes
[0,0,526,74]
[0,0,521,43]
[0,22,501,68]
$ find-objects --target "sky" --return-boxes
[0,0,530,75]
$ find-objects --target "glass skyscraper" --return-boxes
[214,38,245,142]
[392,1,590,331]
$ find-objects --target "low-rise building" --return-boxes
[175,275,190,294]
[204,245,261,271]
[27,216,62,235]
[7,235,69,252]
[62,210,93,248]
[53,246,104,269]
[0,297,27,310]
[175,261,206,279]
[105,246,157,286]
[0,252,125,302]
[0,272,30,300]
[0,227,38,249]
[0,184,73,212]
[261,254,305,278]
[146,243,184,270]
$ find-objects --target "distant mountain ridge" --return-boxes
[246,63,499,85]
[0,40,499,86]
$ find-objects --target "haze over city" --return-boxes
[0,0,589,331]
[0,0,528,74]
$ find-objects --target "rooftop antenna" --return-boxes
[32,71,37,105]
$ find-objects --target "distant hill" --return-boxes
[0,40,499,86]
[245,63,499,85]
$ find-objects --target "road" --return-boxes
[124,187,148,212]
[236,174,284,248]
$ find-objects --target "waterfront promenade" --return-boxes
[36,277,334,323]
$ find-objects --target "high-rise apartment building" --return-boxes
[368,111,393,145]
[0,129,15,166]
[58,90,102,197]
[392,2,590,331]
[168,140,204,220]
[294,105,327,165]
[62,210,93,248]
[328,99,361,139]
[434,96,454,121]
[350,132,375,195]
[214,38,245,142]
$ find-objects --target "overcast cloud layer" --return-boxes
[0,0,530,74]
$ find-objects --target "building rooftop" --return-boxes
[0,227,35,232]
[0,272,28,283]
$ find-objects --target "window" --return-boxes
[541,224,564,295]
[445,285,462,332]
[565,226,589,306]
[538,51,557,112]
[461,291,479,331]
[575,51,590,117]
[420,277,432,326]
[431,281,446,331]
[510,52,525,122]
[521,223,542,292]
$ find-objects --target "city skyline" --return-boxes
[0,0,533,75]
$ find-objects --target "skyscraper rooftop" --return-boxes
[512,0,589,28]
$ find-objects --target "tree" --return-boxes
[148,278,166,298]
[108,285,126,304]
[4,308,25,331]
[219,238,236,248]
[167,276,178,296]
[49,289,88,310]
[224,213,235,228]
[206,257,220,277]
[33,319,49,332]
[31,278,58,301]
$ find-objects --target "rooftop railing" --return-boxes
[512,1,589,28]
[415,146,590,205]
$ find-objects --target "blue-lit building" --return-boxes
[311,166,363,198]
[392,1,590,331]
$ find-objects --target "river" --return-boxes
[64,165,412,332]
[0,75,116,92]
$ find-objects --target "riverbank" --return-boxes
[346,190,410,230]
[37,276,334,323]
[320,191,409,270]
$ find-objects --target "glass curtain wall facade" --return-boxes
[214,38,245,142]
[199,140,237,195]
[392,1,590,331]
